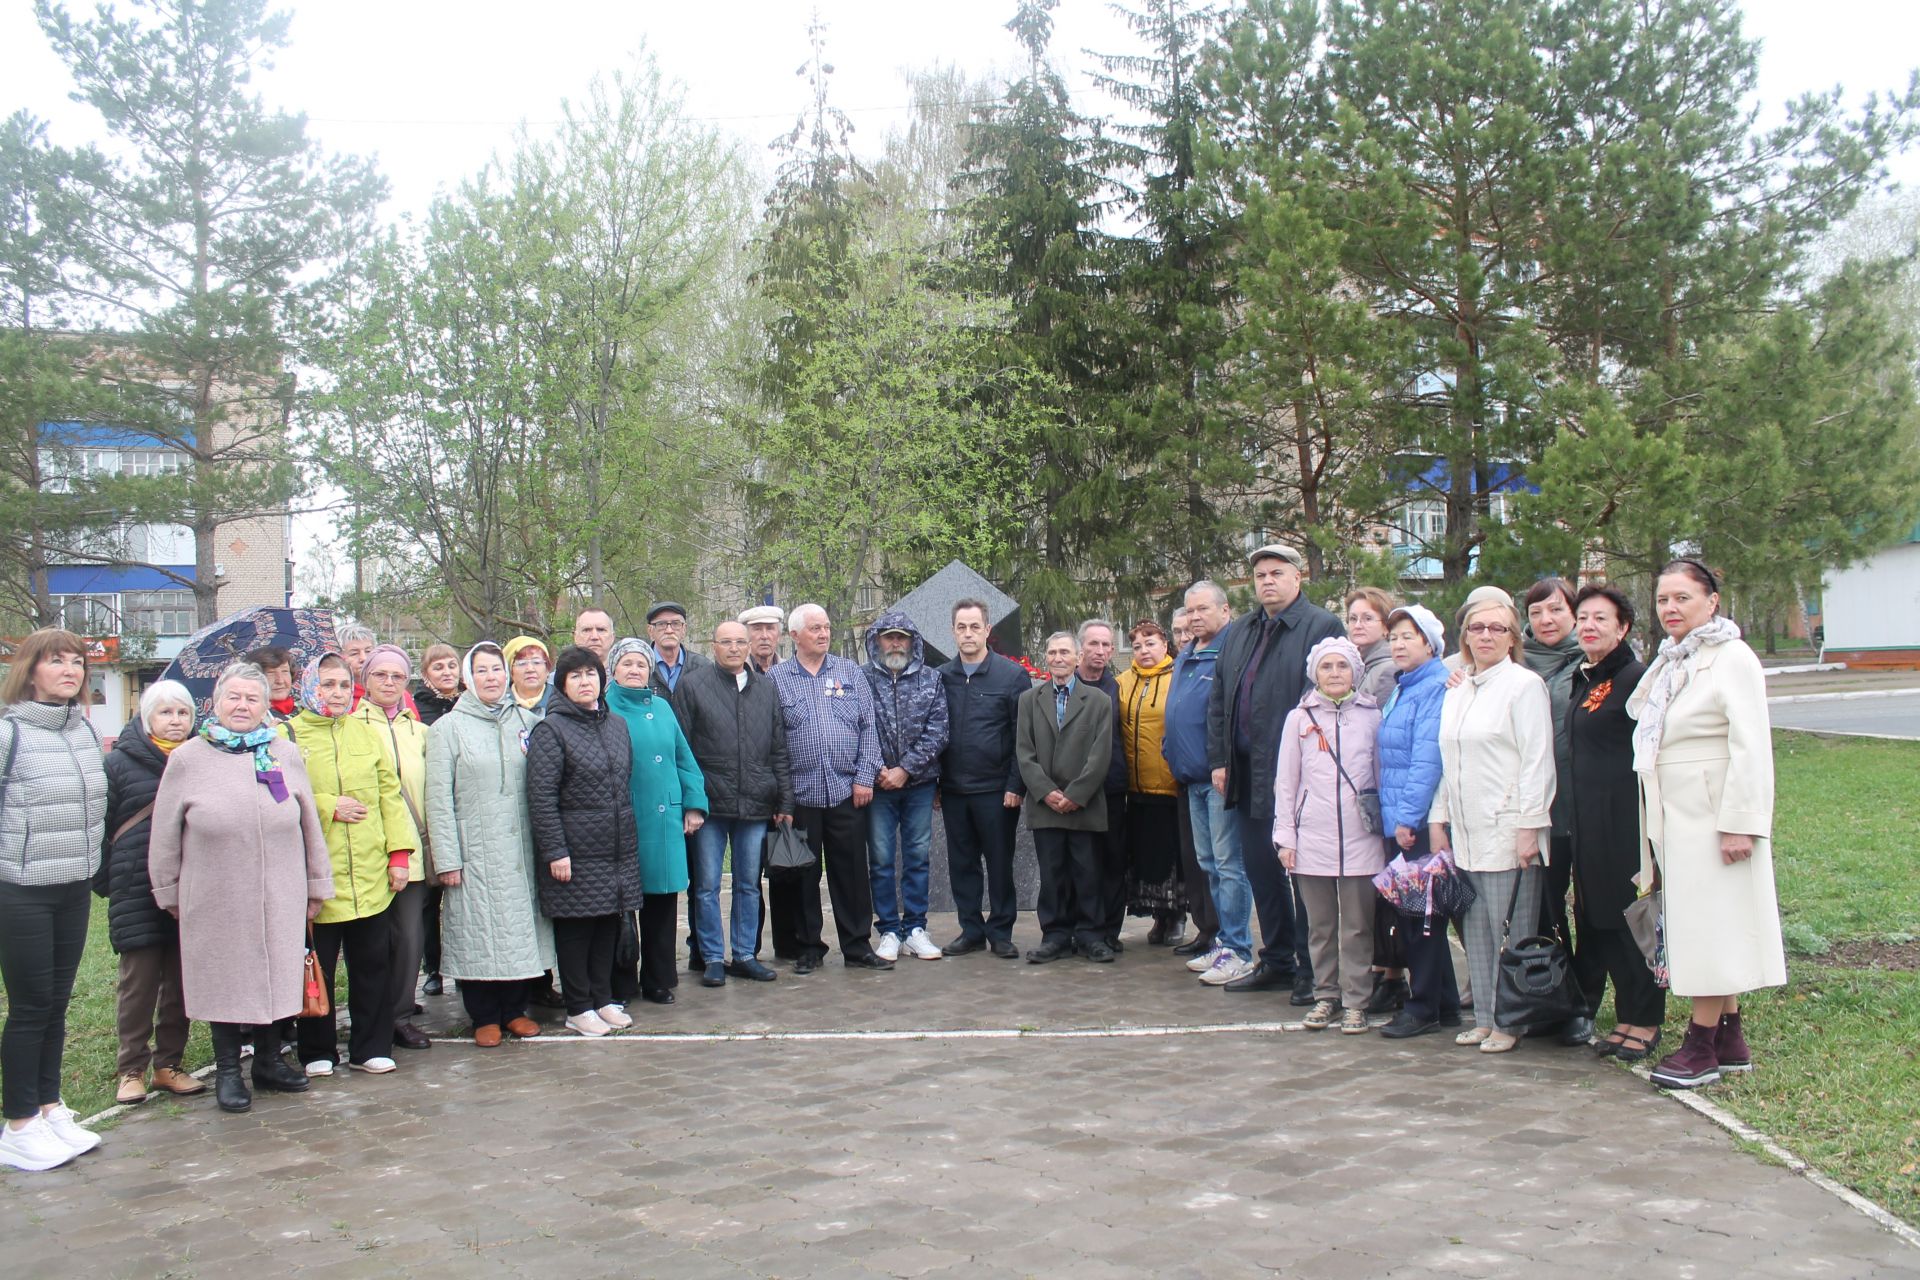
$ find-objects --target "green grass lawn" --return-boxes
[5,730,1918,1224]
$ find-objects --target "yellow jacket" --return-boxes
[288,710,419,924]
[350,701,431,882]
[1116,655,1177,797]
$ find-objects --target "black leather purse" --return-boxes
[1494,873,1576,1030]
[764,821,816,877]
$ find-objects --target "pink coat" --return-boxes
[1271,689,1386,878]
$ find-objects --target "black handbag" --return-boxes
[1493,874,1576,1031]
[613,911,640,970]
[764,821,816,877]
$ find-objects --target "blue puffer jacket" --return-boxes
[862,609,950,786]
[1161,625,1228,786]
[1377,656,1448,833]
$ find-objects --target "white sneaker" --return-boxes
[1187,944,1227,973]
[902,928,943,960]
[349,1057,397,1074]
[1200,952,1257,986]
[874,932,903,962]
[596,1004,633,1029]
[304,1058,335,1077]
[43,1105,100,1155]
[0,1116,77,1172]
[565,1011,610,1037]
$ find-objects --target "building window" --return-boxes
[122,590,196,636]
[856,584,880,612]
[1399,499,1446,544]
[120,448,187,477]
[1486,489,1514,525]
[51,594,117,634]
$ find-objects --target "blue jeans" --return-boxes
[693,817,768,964]
[868,781,935,938]
[1187,784,1253,961]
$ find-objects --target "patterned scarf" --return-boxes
[298,651,353,719]
[1629,615,1742,773]
[200,721,289,803]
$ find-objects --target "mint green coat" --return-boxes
[605,682,707,894]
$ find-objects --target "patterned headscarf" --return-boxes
[607,636,652,684]
[298,650,354,718]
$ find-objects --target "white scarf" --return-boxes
[1628,615,1741,772]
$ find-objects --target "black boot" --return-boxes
[210,1023,252,1113]
[251,1028,311,1094]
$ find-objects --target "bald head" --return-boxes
[712,620,750,673]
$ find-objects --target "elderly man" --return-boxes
[1164,581,1247,979]
[1207,544,1344,1000]
[1170,607,1192,653]
[676,621,793,986]
[862,611,950,962]
[740,605,785,673]
[1076,619,1130,951]
[336,622,376,707]
[647,601,710,704]
[1017,631,1115,964]
[768,604,891,973]
[937,598,1031,958]
[572,607,615,664]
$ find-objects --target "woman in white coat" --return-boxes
[1628,560,1784,1090]
[1430,589,1556,1054]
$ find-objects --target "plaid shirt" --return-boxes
[768,653,882,807]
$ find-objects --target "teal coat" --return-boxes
[606,682,708,894]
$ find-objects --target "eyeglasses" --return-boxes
[1465,622,1512,636]
[650,618,686,630]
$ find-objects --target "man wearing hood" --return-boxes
[862,612,951,962]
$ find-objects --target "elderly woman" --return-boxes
[336,622,377,706]
[98,680,208,1105]
[414,643,463,726]
[1116,621,1185,945]
[351,645,434,1053]
[1630,561,1785,1090]
[604,639,708,1003]
[426,644,553,1047]
[527,646,642,1036]
[1430,588,1556,1054]
[1374,606,1461,1039]
[288,652,418,1076]
[0,629,109,1171]
[1562,585,1658,1061]
[148,662,334,1114]
[504,636,553,715]
[1273,637,1385,1033]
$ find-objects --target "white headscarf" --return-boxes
[1628,615,1742,772]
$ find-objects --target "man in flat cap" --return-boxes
[647,601,710,708]
[739,605,785,674]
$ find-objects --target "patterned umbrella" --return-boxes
[161,606,340,711]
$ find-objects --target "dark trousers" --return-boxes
[942,789,1021,944]
[685,840,706,968]
[299,908,397,1065]
[1234,800,1307,979]
[552,914,619,1015]
[614,895,681,1000]
[1096,792,1128,943]
[1576,918,1667,1027]
[459,978,531,1028]
[764,853,800,961]
[388,879,429,1025]
[790,800,876,961]
[1394,830,1461,1022]
[0,880,90,1119]
[1541,835,1574,949]
[1177,791,1218,940]
[1033,827,1104,948]
[422,884,443,976]
[115,942,190,1077]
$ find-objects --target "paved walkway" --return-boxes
[3,913,1915,1278]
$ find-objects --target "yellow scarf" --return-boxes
[152,737,186,755]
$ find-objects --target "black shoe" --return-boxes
[250,1041,311,1093]
[530,983,565,1008]
[792,955,819,976]
[1525,1019,1568,1039]
[422,974,443,997]
[1146,919,1168,946]
[1106,937,1125,954]
[727,959,778,982]
[687,957,705,974]
[989,939,1020,959]
[1223,962,1291,993]
[392,1023,432,1051]
[641,989,676,1005]
[1172,934,1215,957]
[1026,939,1073,964]
[1080,939,1117,963]
[210,1023,252,1114]
[1290,974,1316,1006]
[1378,1011,1442,1039]
[846,951,895,970]
[1439,1013,1464,1028]
[1560,1016,1597,1047]
[944,934,986,955]
[1363,976,1409,1016]
[701,962,727,988]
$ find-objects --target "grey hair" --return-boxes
[139,679,196,725]
[1043,630,1079,652]
[1170,606,1190,623]
[211,661,272,708]
[1184,580,1228,608]
[788,603,829,632]
[335,622,376,647]
[1076,618,1115,643]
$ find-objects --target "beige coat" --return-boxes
[148,737,335,1025]
[1431,658,1556,871]
[1628,639,1785,996]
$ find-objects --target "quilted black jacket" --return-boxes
[526,694,641,918]
[94,719,176,954]
[673,662,794,819]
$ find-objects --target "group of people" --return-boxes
[0,548,1788,1173]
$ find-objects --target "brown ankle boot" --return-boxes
[1649,1020,1721,1089]
[1715,1012,1752,1073]
[151,1066,206,1096]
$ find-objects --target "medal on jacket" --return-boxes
[518,729,531,755]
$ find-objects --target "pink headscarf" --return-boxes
[361,644,413,721]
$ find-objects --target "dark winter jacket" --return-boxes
[413,686,459,726]
[937,651,1032,797]
[1161,625,1228,786]
[94,718,176,954]
[526,693,641,918]
[1206,593,1345,820]
[649,646,712,718]
[1566,643,1647,927]
[862,609,950,786]
[1083,668,1129,795]
[1523,626,1583,836]
[1377,656,1450,834]
[674,661,795,820]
